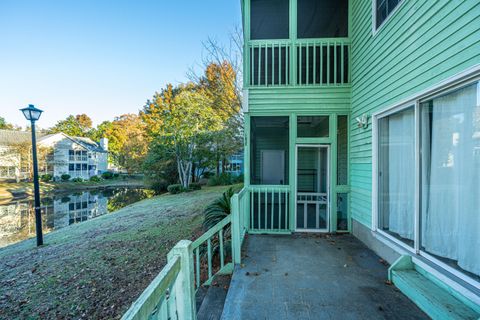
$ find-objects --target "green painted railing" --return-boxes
[247,38,351,87]
[247,185,290,234]
[122,186,286,320]
[230,187,249,264]
[122,214,236,320]
[122,240,196,320]
[191,215,233,290]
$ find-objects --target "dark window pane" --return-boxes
[337,193,348,231]
[250,116,289,185]
[297,0,348,38]
[376,0,402,29]
[76,164,81,171]
[297,116,329,137]
[69,164,74,171]
[251,0,289,40]
[337,115,348,185]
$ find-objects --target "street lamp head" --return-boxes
[20,104,43,122]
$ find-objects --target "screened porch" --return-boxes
[243,114,350,235]
[244,0,351,87]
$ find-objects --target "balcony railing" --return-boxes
[247,38,350,87]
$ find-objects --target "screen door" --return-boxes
[296,145,329,231]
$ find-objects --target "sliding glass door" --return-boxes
[377,106,415,247]
[375,80,480,283]
[420,83,480,280]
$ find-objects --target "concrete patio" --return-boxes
[221,234,429,320]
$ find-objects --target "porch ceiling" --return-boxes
[221,234,428,320]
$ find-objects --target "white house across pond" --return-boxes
[0,129,108,181]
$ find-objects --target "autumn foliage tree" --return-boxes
[142,84,224,188]
[49,114,93,137]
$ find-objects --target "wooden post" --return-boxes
[167,240,196,320]
[231,194,242,264]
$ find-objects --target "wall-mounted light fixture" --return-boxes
[356,114,369,129]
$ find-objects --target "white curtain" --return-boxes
[387,108,415,240]
[421,83,480,277]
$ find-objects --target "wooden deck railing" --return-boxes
[246,38,350,87]
[247,185,290,234]
[191,215,233,291]
[122,198,240,320]
[122,185,290,320]
[121,240,195,320]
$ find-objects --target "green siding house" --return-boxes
[122,1,480,319]
[240,0,480,316]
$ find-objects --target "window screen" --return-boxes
[250,116,289,184]
[250,0,289,40]
[297,116,329,137]
[376,0,401,29]
[297,0,348,38]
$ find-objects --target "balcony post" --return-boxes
[167,240,196,320]
[231,193,242,264]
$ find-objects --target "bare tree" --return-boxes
[188,25,244,115]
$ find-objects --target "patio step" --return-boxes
[197,275,231,320]
[389,256,480,320]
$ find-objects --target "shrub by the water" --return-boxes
[40,174,53,182]
[101,171,114,179]
[150,180,168,195]
[71,177,84,183]
[167,184,184,194]
[89,175,101,182]
[61,174,71,181]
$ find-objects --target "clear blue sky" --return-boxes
[0,0,241,129]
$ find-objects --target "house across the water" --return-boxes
[0,130,108,181]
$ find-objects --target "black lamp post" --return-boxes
[20,104,44,246]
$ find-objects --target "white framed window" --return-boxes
[373,0,404,33]
[373,75,480,289]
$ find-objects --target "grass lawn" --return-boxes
[0,185,230,319]
[0,178,145,201]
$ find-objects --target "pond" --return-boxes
[0,187,154,248]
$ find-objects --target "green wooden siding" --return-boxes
[248,87,350,114]
[349,0,480,227]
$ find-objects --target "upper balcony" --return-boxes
[244,0,350,88]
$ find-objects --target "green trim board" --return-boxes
[389,256,480,319]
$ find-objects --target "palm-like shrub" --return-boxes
[203,187,234,230]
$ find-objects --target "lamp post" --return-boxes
[20,104,44,246]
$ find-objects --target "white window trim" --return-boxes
[372,0,405,35]
[371,64,480,292]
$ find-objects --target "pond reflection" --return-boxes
[0,188,153,248]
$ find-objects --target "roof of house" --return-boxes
[0,130,107,153]
[69,136,107,153]
[0,129,39,145]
